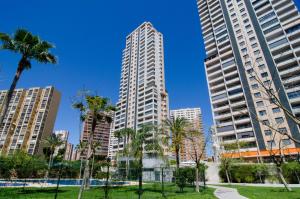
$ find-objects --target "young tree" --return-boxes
[114,128,135,179]
[44,134,64,179]
[90,141,101,179]
[73,94,116,199]
[75,141,87,179]
[0,29,56,125]
[164,117,189,169]
[185,129,208,192]
[127,124,164,199]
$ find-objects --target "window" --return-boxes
[252,84,259,89]
[256,101,264,107]
[282,139,291,146]
[279,127,287,133]
[254,92,261,98]
[287,90,300,99]
[261,72,268,77]
[262,120,270,125]
[275,117,284,124]
[249,76,256,81]
[272,107,280,113]
[259,110,267,116]
[258,64,266,70]
[267,140,276,148]
[264,130,272,136]
[269,38,288,49]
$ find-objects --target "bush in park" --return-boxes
[282,162,300,184]
[219,164,269,183]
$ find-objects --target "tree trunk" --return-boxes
[277,166,292,191]
[0,63,24,125]
[295,171,300,184]
[175,147,180,169]
[90,154,95,180]
[225,169,231,184]
[195,166,199,192]
[78,117,96,199]
[79,158,83,179]
[138,157,143,199]
[45,152,53,180]
[104,162,110,199]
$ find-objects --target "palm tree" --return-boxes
[127,124,164,199]
[114,128,135,179]
[164,117,189,169]
[73,95,116,199]
[44,134,64,179]
[0,29,56,125]
[90,141,101,179]
[75,141,87,179]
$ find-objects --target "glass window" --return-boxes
[282,139,291,146]
[254,92,261,98]
[264,130,272,136]
[256,101,264,107]
[259,110,267,116]
[275,117,284,124]
[272,107,280,113]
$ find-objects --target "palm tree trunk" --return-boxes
[138,157,143,199]
[175,147,180,169]
[195,166,199,192]
[0,64,24,126]
[45,153,53,180]
[79,158,83,179]
[90,154,95,179]
[78,117,96,199]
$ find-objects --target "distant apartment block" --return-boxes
[197,0,300,160]
[109,22,169,161]
[80,113,112,158]
[54,130,73,160]
[64,142,73,161]
[0,86,60,155]
[54,130,69,156]
[170,108,205,163]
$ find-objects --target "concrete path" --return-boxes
[209,185,248,199]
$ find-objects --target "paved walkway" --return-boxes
[208,185,248,199]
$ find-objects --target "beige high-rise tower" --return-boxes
[170,108,205,163]
[0,86,60,155]
[109,22,169,161]
[197,0,300,160]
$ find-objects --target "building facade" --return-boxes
[109,22,169,162]
[170,108,205,163]
[80,113,112,158]
[0,86,60,155]
[197,0,300,160]
[54,130,69,157]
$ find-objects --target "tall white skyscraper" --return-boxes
[197,0,300,160]
[109,22,169,165]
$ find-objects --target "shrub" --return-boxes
[282,162,300,184]
[219,163,269,183]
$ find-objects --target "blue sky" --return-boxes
[0,1,299,148]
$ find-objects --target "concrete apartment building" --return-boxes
[108,22,169,180]
[170,108,205,164]
[0,86,60,155]
[54,130,69,156]
[54,130,73,161]
[109,22,169,159]
[80,113,112,159]
[197,0,300,160]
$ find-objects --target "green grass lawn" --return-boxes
[0,184,216,199]
[226,185,300,199]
